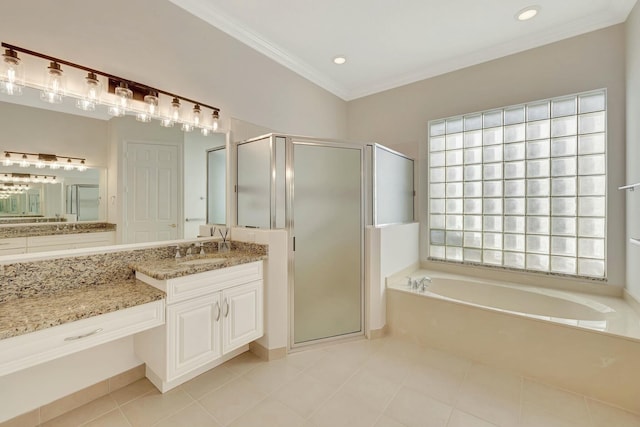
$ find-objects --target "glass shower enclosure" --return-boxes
[236,134,414,348]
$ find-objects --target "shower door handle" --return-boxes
[293,237,295,251]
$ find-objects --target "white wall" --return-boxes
[348,25,627,288]
[0,0,347,140]
[626,4,640,300]
[366,223,420,332]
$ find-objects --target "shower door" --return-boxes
[290,141,364,346]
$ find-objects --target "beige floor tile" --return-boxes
[40,380,110,423]
[384,386,452,427]
[227,398,306,427]
[321,339,380,365]
[271,373,336,418]
[120,387,193,427]
[199,377,266,426]
[361,353,412,385]
[222,351,267,376]
[343,368,402,409]
[41,395,117,427]
[181,366,239,400]
[447,409,499,427]
[402,361,465,405]
[455,364,521,427]
[284,348,327,371]
[304,352,360,387]
[241,358,302,394]
[520,380,591,427]
[110,378,156,406]
[154,402,221,427]
[82,408,131,427]
[421,347,472,377]
[587,399,640,427]
[311,389,382,427]
[0,409,39,427]
[373,414,407,427]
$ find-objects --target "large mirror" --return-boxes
[0,85,227,250]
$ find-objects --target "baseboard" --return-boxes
[0,364,145,427]
[368,325,387,339]
[624,289,640,317]
[249,341,287,361]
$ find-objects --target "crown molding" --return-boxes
[168,0,350,100]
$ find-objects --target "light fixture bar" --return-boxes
[1,42,221,113]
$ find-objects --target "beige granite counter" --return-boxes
[130,250,268,280]
[0,280,164,340]
[0,222,116,238]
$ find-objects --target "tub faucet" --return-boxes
[419,277,432,292]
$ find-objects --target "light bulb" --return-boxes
[137,91,158,122]
[19,154,30,168]
[192,104,201,127]
[212,110,219,131]
[77,160,87,172]
[40,62,65,104]
[64,158,74,171]
[0,49,24,96]
[109,82,132,117]
[3,153,12,167]
[76,72,102,111]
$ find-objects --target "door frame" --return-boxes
[121,139,183,244]
[287,137,366,350]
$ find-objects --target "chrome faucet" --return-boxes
[419,277,432,292]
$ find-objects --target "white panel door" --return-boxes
[125,142,180,243]
[222,281,263,354]
[167,293,222,380]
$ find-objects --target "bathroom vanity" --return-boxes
[131,255,265,392]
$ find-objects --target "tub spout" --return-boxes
[419,277,432,292]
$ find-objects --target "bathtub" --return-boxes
[385,270,640,413]
[388,271,640,339]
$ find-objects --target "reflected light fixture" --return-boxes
[212,110,219,131]
[516,5,540,21]
[40,61,65,104]
[2,151,87,171]
[0,48,24,96]
[76,72,102,111]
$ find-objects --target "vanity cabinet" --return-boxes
[134,261,264,392]
[0,237,27,255]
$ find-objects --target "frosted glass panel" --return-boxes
[375,146,414,225]
[275,137,286,228]
[293,144,362,344]
[237,137,271,228]
[207,147,226,225]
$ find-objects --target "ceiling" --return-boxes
[155,2,632,100]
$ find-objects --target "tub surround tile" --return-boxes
[0,222,116,238]
[0,279,164,340]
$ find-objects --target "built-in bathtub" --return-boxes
[385,270,640,414]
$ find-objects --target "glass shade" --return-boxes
[0,49,24,96]
[40,62,65,104]
[76,72,102,111]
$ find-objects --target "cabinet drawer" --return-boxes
[139,261,263,304]
[0,300,164,376]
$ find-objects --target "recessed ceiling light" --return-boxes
[333,56,347,65]
[516,5,540,21]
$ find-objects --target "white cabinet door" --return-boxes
[222,281,263,354]
[167,293,222,380]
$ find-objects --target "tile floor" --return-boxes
[38,336,640,427]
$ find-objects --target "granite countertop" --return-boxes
[130,250,268,280]
[0,280,164,340]
[0,222,116,239]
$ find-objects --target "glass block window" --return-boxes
[428,90,606,278]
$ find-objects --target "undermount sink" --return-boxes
[179,258,226,266]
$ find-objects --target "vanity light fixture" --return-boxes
[0,173,57,184]
[40,61,65,104]
[0,48,24,96]
[1,42,223,135]
[76,72,102,111]
[2,151,87,171]
[516,5,540,21]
